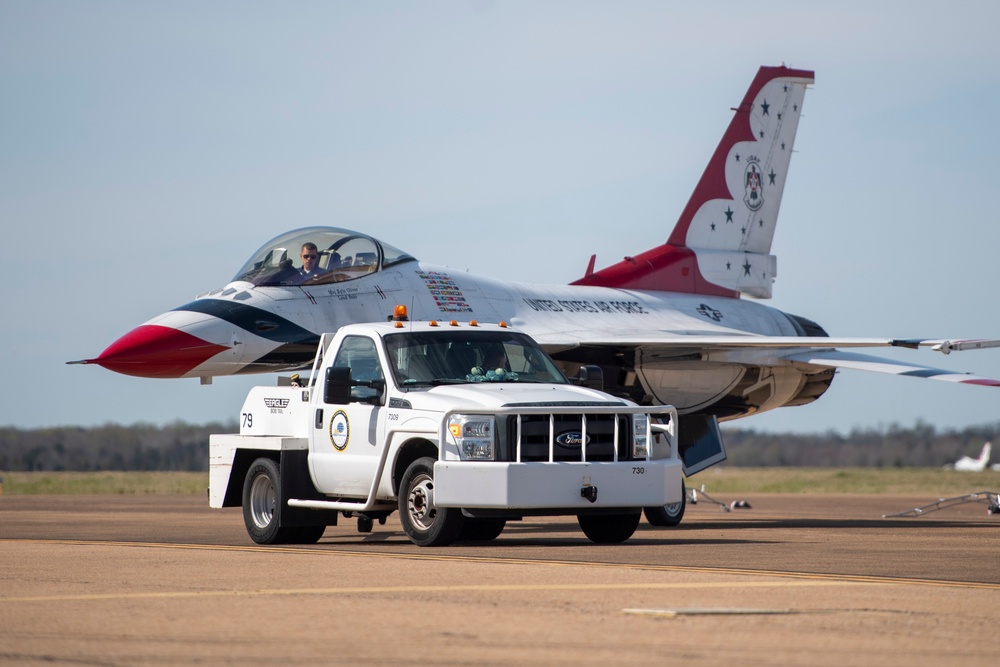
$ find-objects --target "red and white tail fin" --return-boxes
[573,65,815,298]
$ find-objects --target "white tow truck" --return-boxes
[209,308,684,546]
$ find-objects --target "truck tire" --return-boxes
[460,518,506,542]
[398,457,464,547]
[578,512,641,544]
[242,457,297,545]
[644,480,686,527]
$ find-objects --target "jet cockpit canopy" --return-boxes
[233,226,416,287]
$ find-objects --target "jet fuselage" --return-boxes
[96,256,831,421]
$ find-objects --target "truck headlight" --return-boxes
[448,415,495,460]
[632,415,649,459]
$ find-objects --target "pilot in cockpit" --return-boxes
[294,242,326,283]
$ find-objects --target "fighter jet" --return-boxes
[72,65,1000,429]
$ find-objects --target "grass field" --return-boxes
[0,471,207,496]
[0,468,997,496]
[693,467,999,496]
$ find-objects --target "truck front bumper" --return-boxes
[433,459,683,510]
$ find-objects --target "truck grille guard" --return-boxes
[440,404,678,463]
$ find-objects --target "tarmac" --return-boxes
[1,491,998,666]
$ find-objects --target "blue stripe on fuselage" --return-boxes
[174,299,321,346]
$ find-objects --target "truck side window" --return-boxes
[333,336,384,403]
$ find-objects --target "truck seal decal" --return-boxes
[329,410,350,451]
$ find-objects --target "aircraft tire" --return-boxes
[242,457,297,545]
[644,480,686,527]
[398,457,464,547]
[577,512,641,544]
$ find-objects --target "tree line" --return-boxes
[723,421,997,468]
[0,422,235,472]
[0,420,995,472]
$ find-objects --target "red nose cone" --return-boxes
[92,325,230,378]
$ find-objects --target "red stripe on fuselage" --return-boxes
[571,243,737,297]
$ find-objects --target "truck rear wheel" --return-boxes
[398,456,464,547]
[644,479,686,527]
[243,457,297,545]
[578,512,641,544]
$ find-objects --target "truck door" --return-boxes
[309,335,387,498]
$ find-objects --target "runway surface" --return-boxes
[1,492,997,665]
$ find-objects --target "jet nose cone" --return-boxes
[87,324,231,378]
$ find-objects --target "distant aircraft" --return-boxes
[949,443,992,472]
[71,65,1000,433]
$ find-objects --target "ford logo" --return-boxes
[556,432,590,447]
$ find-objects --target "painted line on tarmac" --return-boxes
[622,607,912,617]
[4,538,999,591]
[0,580,857,604]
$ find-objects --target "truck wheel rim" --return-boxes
[664,501,682,516]
[406,472,436,531]
[250,474,276,529]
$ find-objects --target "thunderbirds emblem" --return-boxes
[744,157,764,211]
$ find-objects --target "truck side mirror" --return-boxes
[574,364,604,391]
[324,366,352,405]
[364,380,386,407]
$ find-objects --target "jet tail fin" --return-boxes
[573,65,815,298]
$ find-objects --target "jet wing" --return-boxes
[532,332,1000,385]
[536,333,1000,355]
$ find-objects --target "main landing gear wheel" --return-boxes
[577,512,642,544]
[398,457,464,547]
[644,479,686,527]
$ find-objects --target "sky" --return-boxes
[2,1,1000,435]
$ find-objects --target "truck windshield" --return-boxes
[383,330,569,386]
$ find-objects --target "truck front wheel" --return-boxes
[243,457,297,545]
[398,457,464,547]
[578,512,641,544]
[644,479,686,527]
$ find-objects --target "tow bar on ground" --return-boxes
[690,485,752,512]
[882,491,1000,518]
